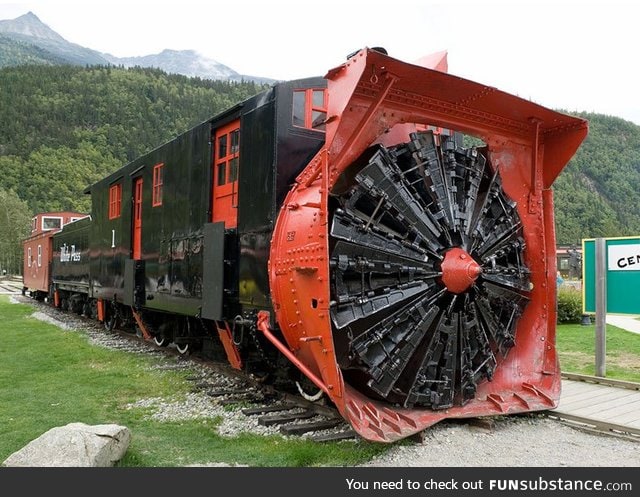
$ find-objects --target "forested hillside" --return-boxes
[0,34,67,67]
[0,64,268,213]
[553,112,640,244]
[1,64,640,273]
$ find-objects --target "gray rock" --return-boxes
[2,422,131,467]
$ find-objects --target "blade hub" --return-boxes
[440,247,481,294]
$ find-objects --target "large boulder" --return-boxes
[2,422,131,467]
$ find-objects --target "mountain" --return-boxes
[103,49,237,80]
[0,12,110,66]
[0,12,273,83]
[0,11,64,41]
[102,49,274,84]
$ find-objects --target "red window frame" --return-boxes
[152,163,164,207]
[292,88,327,131]
[108,183,122,220]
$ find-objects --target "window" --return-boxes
[215,127,240,186]
[218,135,227,158]
[152,163,164,207]
[292,88,327,131]
[37,244,42,267]
[42,216,62,231]
[217,163,226,186]
[27,247,32,267]
[228,129,239,182]
[109,183,122,219]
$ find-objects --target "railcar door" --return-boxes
[133,177,143,260]
[211,120,240,229]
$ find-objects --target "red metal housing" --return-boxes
[268,48,588,442]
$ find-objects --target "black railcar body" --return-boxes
[50,216,91,297]
[82,78,325,318]
[87,121,213,316]
[51,76,327,359]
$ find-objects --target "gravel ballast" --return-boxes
[357,416,640,467]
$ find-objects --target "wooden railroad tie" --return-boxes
[279,418,344,436]
[257,409,315,426]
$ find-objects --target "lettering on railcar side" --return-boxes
[60,244,81,262]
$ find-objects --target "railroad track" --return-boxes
[0,277,23,294]
[14,294,640,443]
[545,372,640,442]
[182,351,357,442]
[15,294,355,442]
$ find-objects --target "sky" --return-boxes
[1,0,639,125]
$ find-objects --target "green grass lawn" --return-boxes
[0,296,388,466]
[3,295,639,466]
[556,322,640,382]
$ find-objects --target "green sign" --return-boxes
[583,236,640,314]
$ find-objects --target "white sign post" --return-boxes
[595,238,606,378]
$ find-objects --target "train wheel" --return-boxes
[176,342,189,355]
[153,335,170,347]
[296,380,324,402]
[328,131,531,409]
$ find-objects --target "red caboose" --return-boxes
[22,212,88,299]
